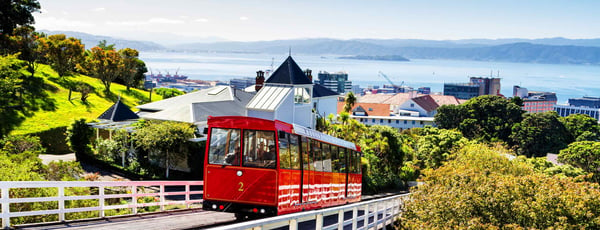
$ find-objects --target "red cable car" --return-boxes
[203,116,362,218]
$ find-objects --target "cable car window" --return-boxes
[208,128,241,166]
[243,130,276,168]
[331,146,339,173]
[322,143,332,172]
[312,140,322,172]
[339,148,347,173]
[356,152,362,174]
[302,137,312,171]
[290,135,301,170]
[279,132,291,169]
[348,150,355,173]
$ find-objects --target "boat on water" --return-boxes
[146,68,188,82]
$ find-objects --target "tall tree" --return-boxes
[560,114,600,142]
[39,34,85,78]
[8,26,44,78]
[558,141,600,182]
[84,46,122,93]
[343,91,356,113]
[510,111,571,157]
[0,0,40,51]
[0,54,25,110]
[435,95,524,143]
[118,48,141,90]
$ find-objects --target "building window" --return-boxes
[372,119,375,123]
[368,108,373,111]
[412,120,415,125]
[404,120,407,124]
[420,121,423,125]
[396,120,399,124]
[410,103,415,108]
[380,119,383,123]
[388,119,391,123]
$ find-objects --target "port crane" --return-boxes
[378,71,404,89]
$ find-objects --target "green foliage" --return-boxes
[0,134,45,155]
[343,91,356,113]
[560,113,600,142]
[38,34,85,78]
[154,87,184,99]
[558,141,600,182]
[117,48,145,90]
[515,156,587,179]
[412,126,467,169]
[510,111,571,157]
[401,143,600,229]
[83,46,122,92]
[0,0,40,42]
[66,118,94,159]
[134,120,195,178]
[94,138,125,163]
[435,95,524,143]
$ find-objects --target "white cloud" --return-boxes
[35,16,95,30]
[92,7,106,12]
[195,18,209,22]
[239,16,248,21]
[148,18,185,24]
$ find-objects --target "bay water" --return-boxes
[140,51,600,104]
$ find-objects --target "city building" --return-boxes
[513,85,557,113]
[316,71,353,94]
[337,102,434,130]
[444,77,501,100]
[554,96,600,121]
[229,77,255,90]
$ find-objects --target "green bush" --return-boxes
[66,118,94,159]
[32,126,70,154]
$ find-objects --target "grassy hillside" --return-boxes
[10,64,162,136]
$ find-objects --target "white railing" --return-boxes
[0,181,203,229]
[208,193,410,230]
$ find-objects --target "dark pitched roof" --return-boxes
[313,84,339,98]
[98,100,139,122]
[265,56,312,85]
[412,95,440,112]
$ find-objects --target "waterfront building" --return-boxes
[444,77,501,100]
[316,71,353,94]
[513,85,557,113]
[554,96,600,121]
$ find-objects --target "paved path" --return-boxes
[38,154,129,181]
[15,209,235,230]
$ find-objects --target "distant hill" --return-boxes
[172,39,600,65]
[339,55,409,62]
[40,30,166,51]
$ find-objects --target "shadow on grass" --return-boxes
[119,89,150,104]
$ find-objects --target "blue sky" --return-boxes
[34,0,599,44]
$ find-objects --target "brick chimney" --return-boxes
[304,69,313,82]
[255,70,265,91]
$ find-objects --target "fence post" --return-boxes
[132,185,138,214]
[99,186,105,218]
[160,184,165,212]
[2,187,10,229]
[316,213,323,230]
[363,204,369,229]
[352,206,358,230]
[337,209,344,230]
[289,218,298,230]
[58,186,65,222]
[185,184,190,209]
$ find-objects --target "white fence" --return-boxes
[208,193,410,230]
[0,181,203,229]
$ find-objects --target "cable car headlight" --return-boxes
[260,209,265,214]
[237,170,243,176]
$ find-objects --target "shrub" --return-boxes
[66,118,94,160]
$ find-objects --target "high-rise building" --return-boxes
[554,96,600,121]
[229,77,255,90]
[444,77,501,100]
[316,71,353,94]
[513,86,557,113]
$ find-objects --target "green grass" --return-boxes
[10,65,163,135]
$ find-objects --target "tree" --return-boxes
[39,34,85,78]
[400,143,600,229]
[134,121,195,178]
[558,141,600,181]
[434,95,524,143]
[66,118,94,160]
[412,126,467,169]
[343,91,356,113]
[510,111,571,157]
[154,88,184,99]
[118,48,143,90]
[7,26,44,77]
[0,0,40,51]
[84,46,122,93]
[560,113,600,142]
[0,54,25,110]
